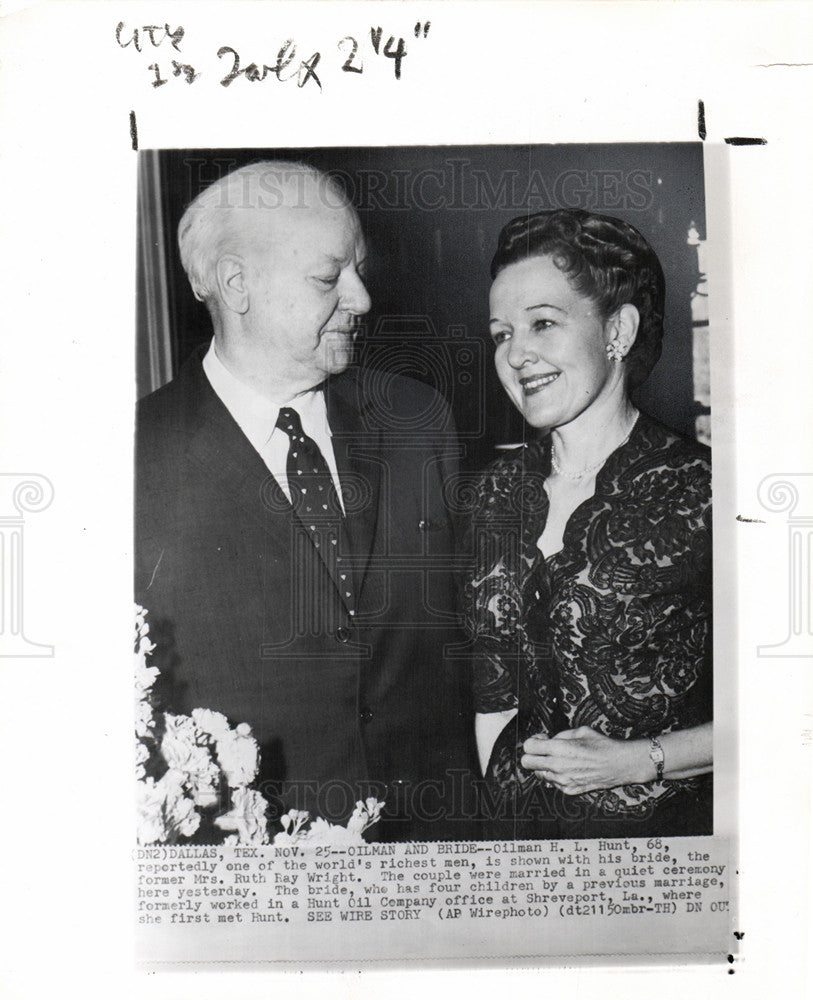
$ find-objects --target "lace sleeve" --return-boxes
[464,456,543,714]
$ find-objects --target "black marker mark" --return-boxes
[369,26,408,79]
[736,514,765,523]
[734,930,744,940]
[216,41,319,89]
[171,60,198,83]
[116,22,140,51]
[148,63,168,88]
[725,136,767,146]
[414,21,431,38]
[697,99,706,140]
[166,25,185,52]
[298,51,321,90]
[383,35,406,79]
[115,22,184,53]
[339,36,363,73]
[129,110,138,150]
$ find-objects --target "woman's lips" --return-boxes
[520,371,560,395]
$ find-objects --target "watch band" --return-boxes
[649,736,665,781]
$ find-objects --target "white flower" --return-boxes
[134,605,159,741]
[191,708,231,740]
[212,725,259,788]
[134,606,156,658]
[273,810,311,846]
[161,714,212,775]
[134,657,159,698]
[159,769,202,839]
[313,816,365,846]
[344,798,385,838]
[135,604,149,640]
[280,810,311,834]
[302,816,338,844]
[136,777,169,844]
[161,714,221,813]
[214,787,269,844]
[135,606,308,846]
[134,698,155,740]
[191,772,221,810]
[136,771,201,844]
[271,799,384,846]
[135,740,150,780]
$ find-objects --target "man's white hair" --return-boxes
[177,160,349,306]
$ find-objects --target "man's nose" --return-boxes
[507,329,538,369]
[340,271,372,316]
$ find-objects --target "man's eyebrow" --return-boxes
[321,252,366,267]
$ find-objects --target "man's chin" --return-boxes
[329,357,354,377]
[320,337,356,373]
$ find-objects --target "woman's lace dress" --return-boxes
[467,413,713,838]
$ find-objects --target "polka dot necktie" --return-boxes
[275,406,356,616]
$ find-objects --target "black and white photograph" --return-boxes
[129,144,729,963]
[135,144,713,847]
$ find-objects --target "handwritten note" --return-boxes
[115,21,432,91]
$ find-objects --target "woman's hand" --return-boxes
[520,727,650,794]
[521,722,713,792]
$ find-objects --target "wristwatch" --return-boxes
[648,737,665,781]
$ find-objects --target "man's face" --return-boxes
[241,192,371,397]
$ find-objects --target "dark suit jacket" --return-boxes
[135,350,476,838]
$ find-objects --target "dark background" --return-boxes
[138,144,706,470]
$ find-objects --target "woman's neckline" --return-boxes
[533,411,645,562]
[550,410,640,482]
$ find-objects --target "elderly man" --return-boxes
[135,161,475,839]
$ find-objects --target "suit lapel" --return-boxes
[180,353,359,612]
[181,358,285,530]
[325,369,382,604]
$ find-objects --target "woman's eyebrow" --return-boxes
[526,302,565,312]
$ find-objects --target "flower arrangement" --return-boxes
[134,606,382,846]
[274,799,384,846]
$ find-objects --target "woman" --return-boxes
[468,208,712,839]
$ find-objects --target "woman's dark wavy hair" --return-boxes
[490,208,665,390]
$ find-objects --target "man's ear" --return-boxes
[215,255,250,315]
[607,303,640,357]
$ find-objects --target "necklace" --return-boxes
[551,412,639,481]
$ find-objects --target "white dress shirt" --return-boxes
[202,341,344,510]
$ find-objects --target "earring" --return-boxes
[606,340,625,362]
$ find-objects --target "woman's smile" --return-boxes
[520,371,561,395]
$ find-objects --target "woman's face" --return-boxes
[489,254,621,431]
